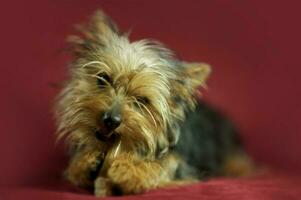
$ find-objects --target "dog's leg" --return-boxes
[106,152,184,195]
[65,148,104,188]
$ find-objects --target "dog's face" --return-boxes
[56,11,210,159]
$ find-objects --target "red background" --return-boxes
[1,0,301,193]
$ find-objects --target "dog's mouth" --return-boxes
[95,128,116,142]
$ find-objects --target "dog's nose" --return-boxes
[102,111,121,131]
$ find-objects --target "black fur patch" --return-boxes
[172,101,241,179]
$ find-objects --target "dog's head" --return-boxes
[55,10,210,160]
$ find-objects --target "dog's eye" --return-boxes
[133,96,150,110]
[136,96,150,105]
[133,96,151,111]
[97,73,111,87]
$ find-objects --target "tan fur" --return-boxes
[64,146,104,188]
[222,152,255,177]
[54,10,250,196]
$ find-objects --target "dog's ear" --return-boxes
[87,10,121,41]
[67,10,122,55]
[165,62,210,147]
[181,62,211,90]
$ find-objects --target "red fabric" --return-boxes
[1,0,301,199]
[2,171,301,200]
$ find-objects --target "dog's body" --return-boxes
[55,10,252,196]
[172,101,241,180]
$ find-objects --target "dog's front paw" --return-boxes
[107,154,159,194]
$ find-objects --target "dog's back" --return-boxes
[173,101,246,179]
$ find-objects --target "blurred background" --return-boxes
[0,0,300,187]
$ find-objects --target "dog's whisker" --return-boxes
[132,97,144,112]
[138,102,157,128]
[81,61,110,69]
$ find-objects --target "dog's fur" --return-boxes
[55,10,253,196]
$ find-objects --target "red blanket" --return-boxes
[2,171,301,200]
[1,0,301,199]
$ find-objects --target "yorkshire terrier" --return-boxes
[55,10,253,196]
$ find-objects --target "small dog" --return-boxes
[55,10,253,196]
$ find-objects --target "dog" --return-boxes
[55,10,253,196]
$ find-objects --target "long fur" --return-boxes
[55,10,252,196]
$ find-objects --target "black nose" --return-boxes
[102,111,121,131]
